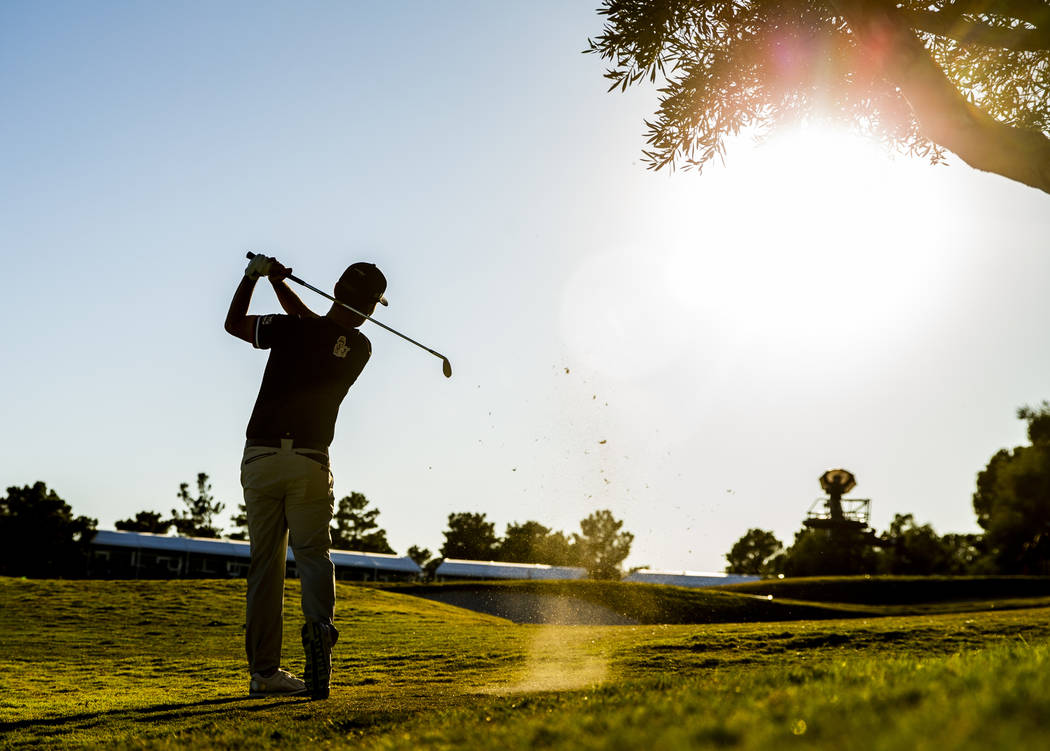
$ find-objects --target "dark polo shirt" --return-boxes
[245,314,371,448]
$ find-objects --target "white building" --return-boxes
[624,569,761,588]
[434,558,587,581]
[89,529,421,581]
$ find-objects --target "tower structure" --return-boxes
[803,469,872,533]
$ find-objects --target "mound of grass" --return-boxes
[719,575,1050,605]
[386,579,863,624]
[382,577,1050,624]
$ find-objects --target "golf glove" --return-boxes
[245,255,274,280]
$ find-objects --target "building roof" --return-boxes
[90,529,420,574]
[435,558,587,580]
[624,569,761,587]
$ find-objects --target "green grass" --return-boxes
[384,576,1050,623]
[385,579,858,623]
[2,577,1050,749]
[719,575,1050,605]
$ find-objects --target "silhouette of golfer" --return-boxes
[225,254,387,699]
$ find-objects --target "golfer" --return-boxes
[224,253,387,699]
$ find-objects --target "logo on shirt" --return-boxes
[333,336,350,358]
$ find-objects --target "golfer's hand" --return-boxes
[267,260,292,283]
[245,254,274,280]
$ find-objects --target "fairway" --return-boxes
[2,577,1050,749]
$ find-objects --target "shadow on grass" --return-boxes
[1,694,312,734]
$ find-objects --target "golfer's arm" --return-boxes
[270,278,317,318]
[224,276,258,344]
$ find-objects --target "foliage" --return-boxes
[228,502,248,541]
[973,402,1050,574]
[114,510,172,535]
[725,528,783,574]
[407,545,438,581]
[407,545,433,568]
[331,492,395,554]
[170,472,225,538]
[877,513,957,575]
[1019,400,1050,444]
[0,482,97,577]
[939,532,988,574]
[437,511,636,577]
[731,519,992,577]
[778,526,881,577]
[497,520,575,566]
[572,509,635,580]
[587,0,1050,192]
[439,512,501,560]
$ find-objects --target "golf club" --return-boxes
[246,252,452,378]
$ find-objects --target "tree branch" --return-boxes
[834,0,1050,194]
[953,0,1050,30]
[925,0,1050,29]
[903,8,1050,51]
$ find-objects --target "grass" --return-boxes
[719,575,1050,605]
[384,576,1050,623]
[2,577,1050,748]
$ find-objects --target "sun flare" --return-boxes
[560,125,955,384]
[663,126,952,356]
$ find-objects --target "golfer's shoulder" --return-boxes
[349,328,372,357]
[322,319,371,356]
[255,313,300,347]
[260,312,303,329]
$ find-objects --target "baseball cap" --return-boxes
[335,262,388,307]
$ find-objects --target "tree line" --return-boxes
[6,402,1049,581]
[0,472,635,580]
[111,478,635,579]
[725,403,1050,578]
[409,509,634,581]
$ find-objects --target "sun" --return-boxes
[559,124,957,384]
[661,124,954,361]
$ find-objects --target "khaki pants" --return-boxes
[241,440,335,676]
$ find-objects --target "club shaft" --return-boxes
[292,274,448,360]
[246,252,450,364]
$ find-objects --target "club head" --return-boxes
[442,358,452,378]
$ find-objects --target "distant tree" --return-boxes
[171,472,225,538]
[423,559,443,581]
[725,528,783,575]
[939,532,987,575]
[877,514,954,575]
[0,482,97,578]
[1019,401,1050,445]
[114,510,172,535]
[228,503,248,541]
[972,402,1050,573]
[533,529,575,567]
[587,0,1050,194]
[331,492,394,554]
[779,527,880,577]
[407,545,432,568]
[407,545,438,581]
[572,509,634,580]
[439,512,500,560]
[496,521,575,566]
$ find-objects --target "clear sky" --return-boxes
[3,1,1049,572]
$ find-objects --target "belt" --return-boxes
[245,438,329,455]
